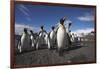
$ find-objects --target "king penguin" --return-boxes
[36,26,47,50]
[18,28,30,53]
[57,17,67,56]
[66,23,72,48]
[30,30,36,48]
[49,26,56,49]
[71,33,75,43]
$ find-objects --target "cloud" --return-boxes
[18,4,30,16]
[72,28,94,34]
[19,4,30,12]
[71,28,94,36]
[17,4,32,21]
[77,14,94,22]
[15,23,39,35]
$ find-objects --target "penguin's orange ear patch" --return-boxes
[61,24,65,30]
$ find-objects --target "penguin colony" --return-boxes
[17,17,81,56]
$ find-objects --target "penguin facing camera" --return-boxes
[18,28,31,53]
[57,17,68,56]
[49,26,56,49]
[36,26,48,50]
[30,30,36,49]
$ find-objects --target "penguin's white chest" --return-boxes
[57,27,66,48]
[44,34,48,44]
[50,31,55,39]
[39,33,43,37]
[30,35,33,39]
[30,35,35,46]
[21,33,30,48]
[39,32,45,44]
[71,35,75,42]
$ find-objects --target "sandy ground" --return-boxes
[15,41,95,66]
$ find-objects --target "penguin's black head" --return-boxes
[69,30,71,32]
[41,26,44,30]
[24,28,27,33]
[72,33,74,35]
[52,26,55,30]
[60,17,66,25]
[69,23,72,27]
[30,30,33,34]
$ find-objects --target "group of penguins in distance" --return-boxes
[17,17,81,56]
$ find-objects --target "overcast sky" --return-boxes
[15,3,95,35]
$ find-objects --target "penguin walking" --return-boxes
[36,26,47,50]
[18,28,31,53]
[49,26,56,49]
[30,30,36,49]
[57,17,68,56]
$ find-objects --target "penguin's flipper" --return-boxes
[17,40,21,49]
[17,40,22,53]
[18,33,23,46]
[44,30,47,34]
[48,32,50,38]
[36,36,39,50]
[38,31,41,36]
[19,46,22,53]
[30,38,32,46]
[17,34,23,52]
[47,38,51,49]
[55,27,59,34]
